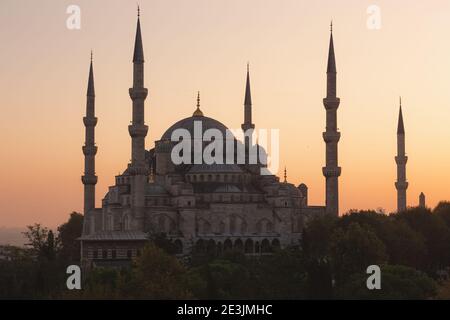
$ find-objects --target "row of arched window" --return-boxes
[90,248,142,260]
[197,218,274,235]
[194,238,280,255]
[186,173,245,184]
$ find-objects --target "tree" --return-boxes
[339,210,427,269]
[394,207,450,271]
[23,224,51,257]
[119,244,192,299]
[57,212,83,263]
[251,249,308,299]
[434,201,450,228]
[301,214,337,299]
[330,222,387,284]
[335,265,437,299]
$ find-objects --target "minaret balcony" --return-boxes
[395,181,409,190]
[395,156,408,165]
[323,97,340,110]
[82,175,98,185]
[322,166,341,177]
[129,88,148,100]
[322,131,341,143]
[83,117,98,127]
[128,124,148,137]
[82,145,98,156]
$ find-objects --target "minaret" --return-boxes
[128,8,149,223]
[241,63,255,132]
[241,63,255,166]
[419,192,426,208]
[81,52,98,214]
[322,22,341,216]
[395,98,408,212]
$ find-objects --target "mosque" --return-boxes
[79,12,418,267]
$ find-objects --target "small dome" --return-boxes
[193,106,204,117]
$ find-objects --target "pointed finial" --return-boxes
[137,4,140,17]
[90,50,93,62]
[87,52,95,97]
[397,98,405,134]
[327,21,336,73]
[247,62,250,73]
[193,91,204,117]
[284,167,287,183]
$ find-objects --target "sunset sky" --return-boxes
[1,0,449,228]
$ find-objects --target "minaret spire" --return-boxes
[133,7,144,63]
[397,97,405,134]
[327,22,337,75]
[395,98,408,212]
[241,63,255,131]
[322,23,341,216]
[128,10,149,227]
[82,53,98,215]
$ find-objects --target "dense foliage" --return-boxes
[2,204,450,299]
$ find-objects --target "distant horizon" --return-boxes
[1,0,450,227]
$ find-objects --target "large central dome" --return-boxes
[161,114,230,141]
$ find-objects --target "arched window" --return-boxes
[174,240,183,254]
[206,240,216,255]
[229,216,236,234]
[261,239,271,253]
[102,249,108,259]
[123,215,129,231]
[255,242,260,254]
[224,239,232,252]
[108,215,114,231]
[234,239,243,252]
[195,239,205,254]
[111,249,117,259]
[272,239,280,250]
[244,239,253,254]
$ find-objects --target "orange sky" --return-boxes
[1,0,449,227]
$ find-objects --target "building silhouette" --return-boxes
[79,13,344,267]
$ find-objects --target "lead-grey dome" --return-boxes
[161,115,230,141]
